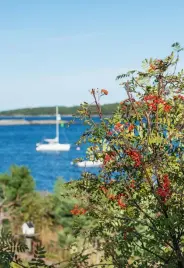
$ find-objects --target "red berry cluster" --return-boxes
[128,124,135,132]
[148,59,165,72]
[117,194,127,209]
[164,104,172,112]
[143,95,172,112]
[114,122,123,131]
[126,149,142,167]
[100,185,108,194]
[70,205,87,215]
[100,186,127,209]
[104,154,111,165]
[107,131,113,136]
[156,174,171,203]
[101,89,108,95]
[103,152,116,165]
[129,179,136,189]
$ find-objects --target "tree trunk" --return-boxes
[172,235,184,268]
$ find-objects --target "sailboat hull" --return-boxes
[71,160,103,167]
[36,143,70,152]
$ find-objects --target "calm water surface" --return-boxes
[0,117,100,191]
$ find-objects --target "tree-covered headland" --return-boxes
[0,103,118,116]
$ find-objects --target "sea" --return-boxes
[0,116,101,191]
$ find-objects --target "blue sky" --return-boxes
[0,0,184,110]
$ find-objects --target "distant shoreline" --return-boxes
[0,119,68,126]
[0,114,73,117]
[0,114,100,118]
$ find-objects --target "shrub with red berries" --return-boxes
[68,43,184,267]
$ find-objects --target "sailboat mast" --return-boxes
[56,106,59,142]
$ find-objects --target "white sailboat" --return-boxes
[36,107,71,152]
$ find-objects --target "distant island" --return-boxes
[0,103,119,116]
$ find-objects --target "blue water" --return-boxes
[0,117,100,191]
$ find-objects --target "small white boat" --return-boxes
[71,160,103,168]
[36,107,70,152]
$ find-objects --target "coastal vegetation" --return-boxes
[0,165,91,267]
[0,43,183,267]
[0,103,118,116]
